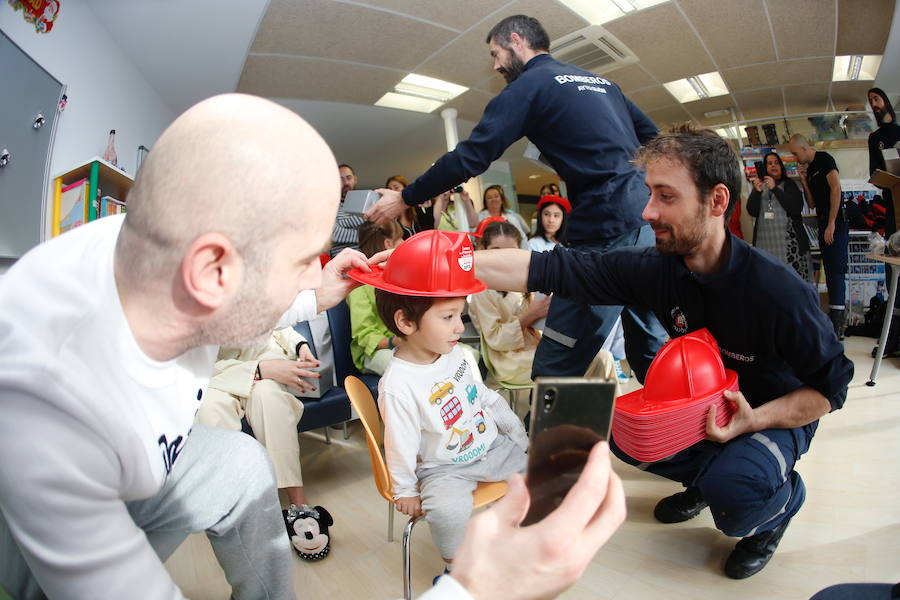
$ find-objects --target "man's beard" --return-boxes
[499,53,525,84]
[191,252,285,350]
[873,105,887,127]
[650,205,707,256]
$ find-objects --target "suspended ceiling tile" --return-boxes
[605,3,714,84]
[444,89,494,123]
[830,81,875,111]
[361,0,510,31]
[722,58,833,91]
[836,0,894,55]
[678,0,775,70]
[768,0,836,61]
[250,0,456,71]
[416,0,587,89]
[644,104,694,129]
[628,85,678,112]
[476,74,506,95]
[606,63,658,92]
[238,55,400,104]
[783,83,831,114]
[734,87,785,121]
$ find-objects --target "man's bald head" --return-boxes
[116,94,339,349]
[787,134,814,164]
[119,94,338,279]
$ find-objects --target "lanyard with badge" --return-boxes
[763,188,775,220]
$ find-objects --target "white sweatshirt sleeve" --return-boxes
[0,388,185,599]
[380,388,422,499]
[274,289,319,329]
[479,385,528,451]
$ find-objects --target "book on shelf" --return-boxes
[99,196,126,217]
[58,179,89,234]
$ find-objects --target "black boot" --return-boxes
[653,487,707,523]
[829,308,845,341]
[724,517,792,579]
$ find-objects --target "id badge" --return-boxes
[763,211,775,220]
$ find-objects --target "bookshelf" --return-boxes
[50,157,133,237]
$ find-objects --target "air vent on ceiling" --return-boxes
[549,25,637,73]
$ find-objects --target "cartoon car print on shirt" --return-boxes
[473,410,486,434]
[440,395,463,429]
[446,426,474,453]
[465,383,478,404]
[429,381,454,406]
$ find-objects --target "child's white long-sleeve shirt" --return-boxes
[379,346,528,498]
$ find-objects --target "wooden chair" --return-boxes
[344,376,507,600]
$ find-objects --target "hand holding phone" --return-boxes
[523,377,617,526]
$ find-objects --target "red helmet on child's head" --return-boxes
[348,229,486,297]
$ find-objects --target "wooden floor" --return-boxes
[165,335,900,599]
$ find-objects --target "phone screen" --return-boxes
[754,161,766,180]
[522,377,617,526]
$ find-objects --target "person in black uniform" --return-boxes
[472,123,854,580]
[867,88,900,355]
[365,14,666,383]
[789,134,848,339]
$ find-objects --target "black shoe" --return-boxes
[654,487,707,523]
[724,517,792,579]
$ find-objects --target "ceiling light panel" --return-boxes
[663,71,729,103]
[558,0,668,25]
[832,55,882,81]
[374,73,468,114]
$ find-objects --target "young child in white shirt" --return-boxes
[364,230,528,571]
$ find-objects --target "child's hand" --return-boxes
[395,496,423,517]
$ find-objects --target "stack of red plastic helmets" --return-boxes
[612,328,738,462]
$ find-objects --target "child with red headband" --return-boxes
[528,194,571,252]
[349,230,527,578]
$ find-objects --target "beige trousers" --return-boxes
[197,379,304,488]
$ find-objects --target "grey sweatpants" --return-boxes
[416,434,527,560]
[0,425,294,600]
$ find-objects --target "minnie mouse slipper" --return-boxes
[283,504,334,561]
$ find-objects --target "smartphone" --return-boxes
[452,185,464,193]
[522,377,617,526]
[754,160,766,180]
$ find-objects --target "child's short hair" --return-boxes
[357,220,402,258]
[375,289,435,337]
[479,220,522,248]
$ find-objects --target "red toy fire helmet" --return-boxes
[347,229,486,297]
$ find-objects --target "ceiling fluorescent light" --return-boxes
[375,73,468,114]
[848,55,863,80]
[558,0,668,25]
[663,71,729,103]
[687,76,709,99]
[610,0,637,12]
[714,126,741,140]
[832,55,882,81]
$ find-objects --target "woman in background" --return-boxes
[385,175,433,239]
[476,184,530,240]
[747,152,810,280]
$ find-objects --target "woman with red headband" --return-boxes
[528,195,571,252]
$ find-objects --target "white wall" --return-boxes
[1,2,176,178]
